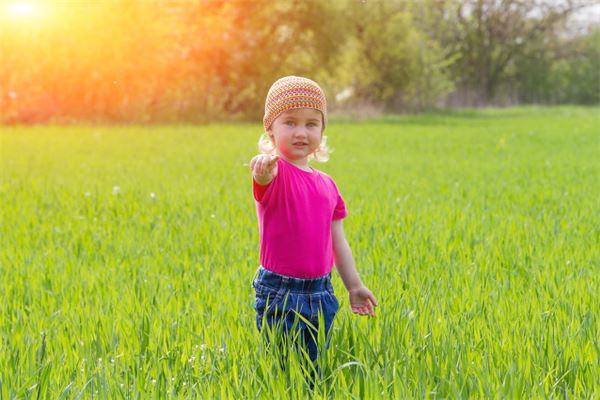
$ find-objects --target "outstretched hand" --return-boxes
[349,286,378,317]
[250,154,279,185]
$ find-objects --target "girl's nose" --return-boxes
[294,126,308,137]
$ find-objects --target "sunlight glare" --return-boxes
[6,1,38,18]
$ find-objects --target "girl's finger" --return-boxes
[255,161,264,176]
[267,157,279,172]
[369,294,378,307]
[257,157,267,175]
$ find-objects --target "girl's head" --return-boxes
[259,76,330,162]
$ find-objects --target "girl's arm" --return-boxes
[331,219,378,316]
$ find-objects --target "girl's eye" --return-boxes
[307,123,317,127]
[285,121,295,126]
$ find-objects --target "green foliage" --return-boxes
[322,0,456,113]
[0,0,343,123]
[1,107,599,397]
[167,0,344,122]
[338,3,419,104]
[419,0,597,106]
[516,27,600,105]
[558,28,600,104]
[0,0,597,122]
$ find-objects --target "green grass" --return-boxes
[1,106,599,398]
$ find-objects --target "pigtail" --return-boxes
[258,132,276,156]
[311,135,331,163]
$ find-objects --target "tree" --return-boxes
[435,0,595,105]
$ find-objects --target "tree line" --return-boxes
[1,0,598,124]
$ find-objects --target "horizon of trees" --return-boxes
[1,0,598,124]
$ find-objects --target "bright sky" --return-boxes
[4,0,41,18]
[1,1,54,28]
[2,0,597,26]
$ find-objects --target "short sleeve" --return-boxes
[253,178,271,203]
[332,192,347,220]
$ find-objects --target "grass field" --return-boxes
[1,106,599,398]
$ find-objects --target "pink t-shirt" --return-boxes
[253,158,347,278]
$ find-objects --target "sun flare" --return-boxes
[5,1,39,18]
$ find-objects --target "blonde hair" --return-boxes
[258,133,331,163]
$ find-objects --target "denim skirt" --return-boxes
[252,266,340,362]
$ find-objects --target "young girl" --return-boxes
[250,76,377,369]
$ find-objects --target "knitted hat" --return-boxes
[263,76,327,132]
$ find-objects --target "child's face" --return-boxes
[268,108,323,163]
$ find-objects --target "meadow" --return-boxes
[1,107,599,398]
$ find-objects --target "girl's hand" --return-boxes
[349,286,378,317]
[250,154,279,185]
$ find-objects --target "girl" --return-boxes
[250,76,377,370]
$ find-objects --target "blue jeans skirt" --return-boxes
[252,266,340,363]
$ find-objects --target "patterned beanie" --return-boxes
[263,76,327,132]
